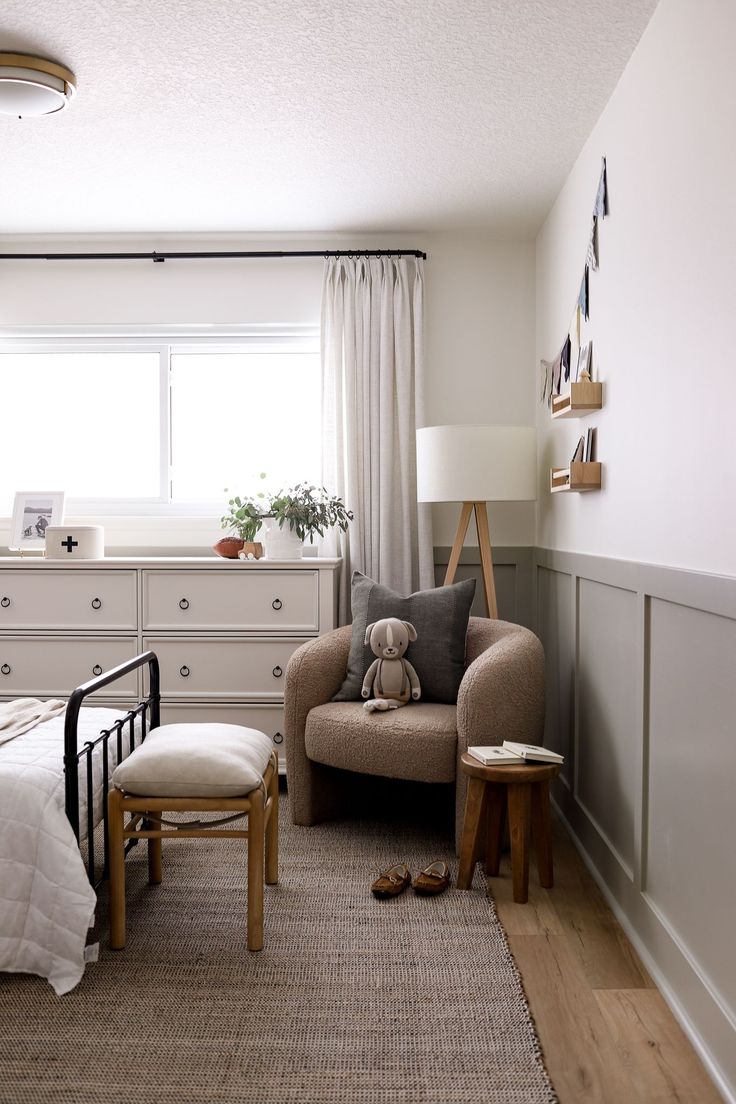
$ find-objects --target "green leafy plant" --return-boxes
[221,472,271,542]
[220,496,266,543]
[221,476,353,544]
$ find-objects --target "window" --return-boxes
[0,332,321,515]
[0,350,161,502]
[170,351,321,501]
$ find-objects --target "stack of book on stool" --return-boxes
[467,742,564,766]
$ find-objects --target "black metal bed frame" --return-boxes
[63,651,160,889]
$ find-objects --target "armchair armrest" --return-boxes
[284,626,352,824]
[453,619,545,850]
[285,627,352,737]
[458,620,545,751]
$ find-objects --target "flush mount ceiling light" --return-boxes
[0,53,76,118]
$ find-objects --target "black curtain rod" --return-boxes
[0,248,427,262]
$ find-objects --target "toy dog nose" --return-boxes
[384,647,397,656]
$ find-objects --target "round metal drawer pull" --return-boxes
[180,665,190,678]
[0,596,10,608]
[92,664,103,676]
[179,598,190,610]
[91,597,102,610]
[272,598,282,610]
[273,732,284,745]
[1,663,11,675]
[272,665,283,678]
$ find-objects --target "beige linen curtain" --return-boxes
[321,255,434,622]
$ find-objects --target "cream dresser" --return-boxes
[0,556,340,770]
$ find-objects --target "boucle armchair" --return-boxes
[285,617,545,852]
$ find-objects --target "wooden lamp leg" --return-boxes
[443,500,498,619]
[444,502,474,587]
[473,501,498,619]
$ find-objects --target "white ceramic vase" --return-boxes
[262,518,304,560]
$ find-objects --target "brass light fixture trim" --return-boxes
[0,52,77,117]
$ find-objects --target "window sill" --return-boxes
[0,515,242,556]
[0,516,329,558]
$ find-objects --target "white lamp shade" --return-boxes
[416,425,537,502]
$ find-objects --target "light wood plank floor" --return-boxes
[488,819,723,1104]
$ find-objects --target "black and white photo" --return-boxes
[9,491,65,551]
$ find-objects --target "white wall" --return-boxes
[424,235,536,547]
[536,0,736,578]
[0,230,536,551]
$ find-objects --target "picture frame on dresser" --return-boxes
[9,490,65,551]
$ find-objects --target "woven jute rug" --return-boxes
[0,788,556,1104]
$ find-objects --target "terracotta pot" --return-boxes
[212,537,244,559]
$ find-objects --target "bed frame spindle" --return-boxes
[63,651,161,887]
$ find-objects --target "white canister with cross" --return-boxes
[44,525,105,559]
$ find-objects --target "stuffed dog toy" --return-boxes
[361,617,421,712]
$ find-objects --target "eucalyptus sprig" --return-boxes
[220,495,267,543]
[269,483,354,543]
[221,472,271,542]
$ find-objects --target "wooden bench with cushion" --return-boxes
[108,723,279,951]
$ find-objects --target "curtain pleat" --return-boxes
[321,256,434,624]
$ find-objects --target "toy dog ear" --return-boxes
[403,621,417,642]
[364,622,376,646]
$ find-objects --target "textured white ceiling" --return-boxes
[0,0,657,234]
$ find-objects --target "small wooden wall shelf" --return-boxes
[551,380,603,419]
[550,462,602,493]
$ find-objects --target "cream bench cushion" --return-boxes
[112,723,273,798]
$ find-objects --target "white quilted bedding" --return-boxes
[0,707,142,995]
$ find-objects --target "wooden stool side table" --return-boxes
[457,753,560,903]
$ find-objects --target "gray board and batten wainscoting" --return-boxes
[535,547,736,1102]
[444,543,736,1101]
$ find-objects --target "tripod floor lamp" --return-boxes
[416,425,537,619]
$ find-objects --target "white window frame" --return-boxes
[0,324,321,518]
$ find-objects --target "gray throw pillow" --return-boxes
[333,572,476,705]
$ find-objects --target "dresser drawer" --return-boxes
[0,636,140,697]
[143,570,319,632]
[0,570,137,631]
[159,702,286,768]
[144,636,304,700]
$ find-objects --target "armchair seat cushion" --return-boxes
[305,702,458,784]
